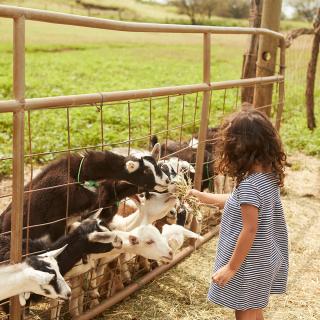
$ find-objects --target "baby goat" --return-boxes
[162,224,203,254]
[151,135,213,191]
[0,244,71,305]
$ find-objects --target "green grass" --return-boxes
[0,12,319,177]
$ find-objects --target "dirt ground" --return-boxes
[100,153,320,320]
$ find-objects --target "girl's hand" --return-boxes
[187,189,201,198]
[212,264,237,287]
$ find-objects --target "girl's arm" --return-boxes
[212,204,258,287]
[189,189,229,209]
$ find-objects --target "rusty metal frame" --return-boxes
[0,4,285,320]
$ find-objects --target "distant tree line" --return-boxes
[170,0,250,24]
[288,0,319,22]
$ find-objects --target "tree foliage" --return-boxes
[289,0,319,22]
[170,0,249,24]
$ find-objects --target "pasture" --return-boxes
[0,19,319,178]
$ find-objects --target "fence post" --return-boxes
[275,39,285,131]
[191,33,211,236]
[10,16,25,320]
[241,0,263,104]
[253,0,282,115]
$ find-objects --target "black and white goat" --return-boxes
[150,135,214,191]
[0,244,71,305]
[0,213,135,317]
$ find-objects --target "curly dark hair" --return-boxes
[215,109,286,187]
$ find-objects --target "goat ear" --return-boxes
[89,208,102,220]
[88,231,114,243]
[150,143,161,161]
[129,194,142,207]
[68,221,81,233]
[19,292,30,306]
[41,244,68,259]
[180,160,195,174]
[125,160,140,173]
[129,235,139,245]
[168,238,179,251]
[188,164,196,174]
[182,228,202,239]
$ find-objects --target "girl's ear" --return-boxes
[150,143,161,161]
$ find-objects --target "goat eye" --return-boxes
[146,240,154,245]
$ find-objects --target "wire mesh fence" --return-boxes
[0,5,286,320]
[0,83,283,320]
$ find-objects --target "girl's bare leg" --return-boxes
[256,309,264,320]
[235,309,256,320]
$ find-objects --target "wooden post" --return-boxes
[306,8,320,130]
[253,0,282,115]
[10,16,25,320]
[275,39,285,131]
[241,0,263,104]
[190,33,211,237]
[194,33,211,191]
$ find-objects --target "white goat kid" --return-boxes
[0,246,71,303]
[111,192,177,231]
[162,224,203,253]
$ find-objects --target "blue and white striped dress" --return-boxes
[208,172,289,310]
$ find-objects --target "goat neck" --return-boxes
[109,209,144,231]
[78,151,128,181]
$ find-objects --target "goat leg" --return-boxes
[69,275,83,318]
[50,299,63,320]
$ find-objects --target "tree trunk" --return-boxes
[241,0,263,104]
[306,8,320,130]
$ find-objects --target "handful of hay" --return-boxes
[172,173,203,223]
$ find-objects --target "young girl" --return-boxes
[189,110,288,320]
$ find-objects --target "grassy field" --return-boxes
[0,5,319,177]
[0,0,311,29]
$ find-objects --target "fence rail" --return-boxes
[0,5,285,320]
